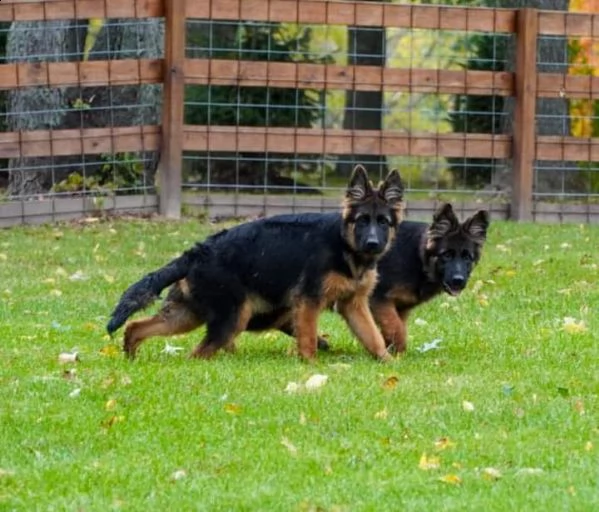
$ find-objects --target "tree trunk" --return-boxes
[6,18,163,197]
[495,0,572,194]
[336,1,388,179]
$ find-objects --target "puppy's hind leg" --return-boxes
[123,301,202,359]
[190,300,252,360]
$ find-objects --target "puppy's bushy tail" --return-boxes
[106,244,206,335]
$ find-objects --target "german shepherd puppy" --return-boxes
[106,165,404,361]
[366,203,490,353]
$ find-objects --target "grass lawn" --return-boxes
[0,215,598,511]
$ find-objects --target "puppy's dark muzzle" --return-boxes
[443,275,466,296]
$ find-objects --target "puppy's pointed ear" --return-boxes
[378,169,404,206]
[462,210,490,244]
[346,165,372,202]
[428,203,459,239]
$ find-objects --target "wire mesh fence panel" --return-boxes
[182,2,517,222]
[0,1,162,225]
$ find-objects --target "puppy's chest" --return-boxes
[322,269,378,304]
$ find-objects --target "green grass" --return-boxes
[1,216,598,511]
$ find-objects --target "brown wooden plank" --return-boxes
[538,10,599,36]
[184,59,514,95]
[182,126,511,159]
[537,73,599,99]
[189,1,516,32]
[159,0,186,219]
[0,0,164,22]
[0,59,162,90]
[536,136,599,162]
[0,126,161,159]
[511,8,537,222]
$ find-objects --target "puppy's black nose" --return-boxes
[450,275,465,289]
[365,240,380,252]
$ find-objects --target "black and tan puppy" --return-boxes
[106,165,404,361]
[367,203,490,353]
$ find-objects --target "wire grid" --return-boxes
[0,13,162,206]
[533,12,599,206]
[182,4,513,214]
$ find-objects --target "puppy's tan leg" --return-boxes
[293,299,321,361]
[123,302,201,359]
[337,295,391,361]
[370,299,409,353]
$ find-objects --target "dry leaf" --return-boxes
[69,388,81,398]
[299,412,307,425]
[434,437,456,451]
[419,452,440,471]
[562,317,588,334]
[477,294,490,307]
[574,399,585,415]
[281,437,298,456]
[50,289,63,297]
[160,342,184,356]
[585,441,593,451]
[224,403,241,415]
[62,369,77,380]
[58,352,79,364]
[171,469,187,481]
[482,467,502,481]
[285,382,301,394]
[439,474,462,485]
[102,415,125,428]
[305,374,328,391]
[374,408,388,420]
[382,375,399,390]
[99,344,120,357]
[462,400,475,412]
[105,399,117,411]
[414,318,428,326]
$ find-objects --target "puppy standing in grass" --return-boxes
[106,165,404,361]
[368,203,489,353]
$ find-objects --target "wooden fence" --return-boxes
[2,0,599,224]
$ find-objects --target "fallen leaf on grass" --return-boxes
[99,344,120,357]
[481,467,502,481]
[58,352,79,364]
[62,369,77,380]
[434,437,456,451]
[414,318,428,326]
[50,289,62,297]
[281,437,298,456]
[68,388,81,398]
[439,474,462,485]
[69,270,87,281]
[419,453,440,471]
[102,415,125,429]
[171,469,187,481]
[416,338,443,353]
[105,399,117,411]
[305,374,328,390]
[160,342,184,356]
[573,399,585,415]
[374,408,388,420]
[462,400,475,412]
[382,375,399,390]
[0,469,15,478]
[585,441,593,451]
[224,403,241,415]
[285,382,301,394]
[561,317,587,334]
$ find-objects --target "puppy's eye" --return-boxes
[356,215,370,226]
[377,216,389,226]
[461,250,473,261]
[440,249,455,260]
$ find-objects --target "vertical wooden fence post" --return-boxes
[511,7,538,222]
[160,0,186,219]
